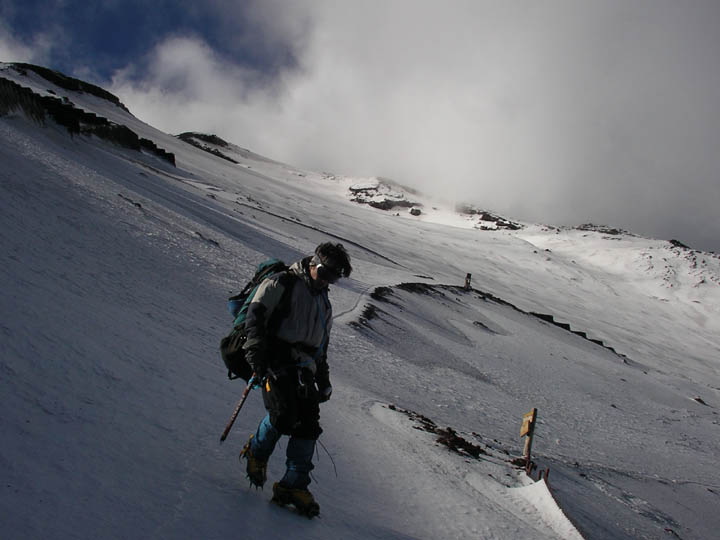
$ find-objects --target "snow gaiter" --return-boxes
[281,437,316,489]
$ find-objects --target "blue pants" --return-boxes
[251,413,316,489]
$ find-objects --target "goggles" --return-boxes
[315,263,342,283]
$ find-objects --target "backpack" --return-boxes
[219,258,293,381]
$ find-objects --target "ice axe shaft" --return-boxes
[220,376,254,443]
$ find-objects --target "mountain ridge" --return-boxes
[2,61,711,252]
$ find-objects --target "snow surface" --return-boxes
[2,64,720,539]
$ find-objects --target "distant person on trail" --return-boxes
[240,242,352,517]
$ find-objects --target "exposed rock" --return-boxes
[177,132,239,164]
[576,223,630,236]
[410,208,422,216]
[178,132,229,147]
[387,405,488,459]
[474,211,522,231]
[348,178,421,211]
[0,77,175,166]
[669,239,691,249]
[11,63,130,112]
[397,282,436,295]
[371,199,415,211]
[370,286,395,302]
[456,204,522,230]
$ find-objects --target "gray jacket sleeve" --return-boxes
[242,276,287,373]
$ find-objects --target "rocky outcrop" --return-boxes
[176,132,238,164]
[11,63,130,113]
[575,223,630,236]
[178,132,230,147]
[349,179,421,210]
[669,239,691,249]
[0,76,175,166]
[456,204,522,230]
[474,211,522,231]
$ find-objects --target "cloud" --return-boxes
[0,10,68,68]
[110,35,285,138]
[9,1,720,251]
[0,19,37,62]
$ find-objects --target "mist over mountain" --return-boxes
[5,2,720,253]
[2,62,720,540]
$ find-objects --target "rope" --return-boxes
[316,438,338,478]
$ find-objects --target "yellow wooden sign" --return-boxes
[520,408,537,437]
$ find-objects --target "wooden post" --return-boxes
[520,408,538,471]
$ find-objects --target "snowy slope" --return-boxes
[2,63,719,540]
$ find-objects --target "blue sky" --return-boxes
[1,0,298,81]
[2,1,720,251]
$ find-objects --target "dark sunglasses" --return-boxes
[316,263,342,283]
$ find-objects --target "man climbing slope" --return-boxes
[240,242,352,517]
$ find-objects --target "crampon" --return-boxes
[239,435,267,488]
[271,482,320,518]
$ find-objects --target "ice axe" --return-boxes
[220,374,256,443]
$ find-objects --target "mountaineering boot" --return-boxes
[271,482,320,517]
[239,434,267,488]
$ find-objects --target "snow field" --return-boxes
[2,66,720,539]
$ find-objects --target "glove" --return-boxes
[318,384,332,403]
[245,343,267,381]
[247,355,266,385]
[248,373,264,389]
